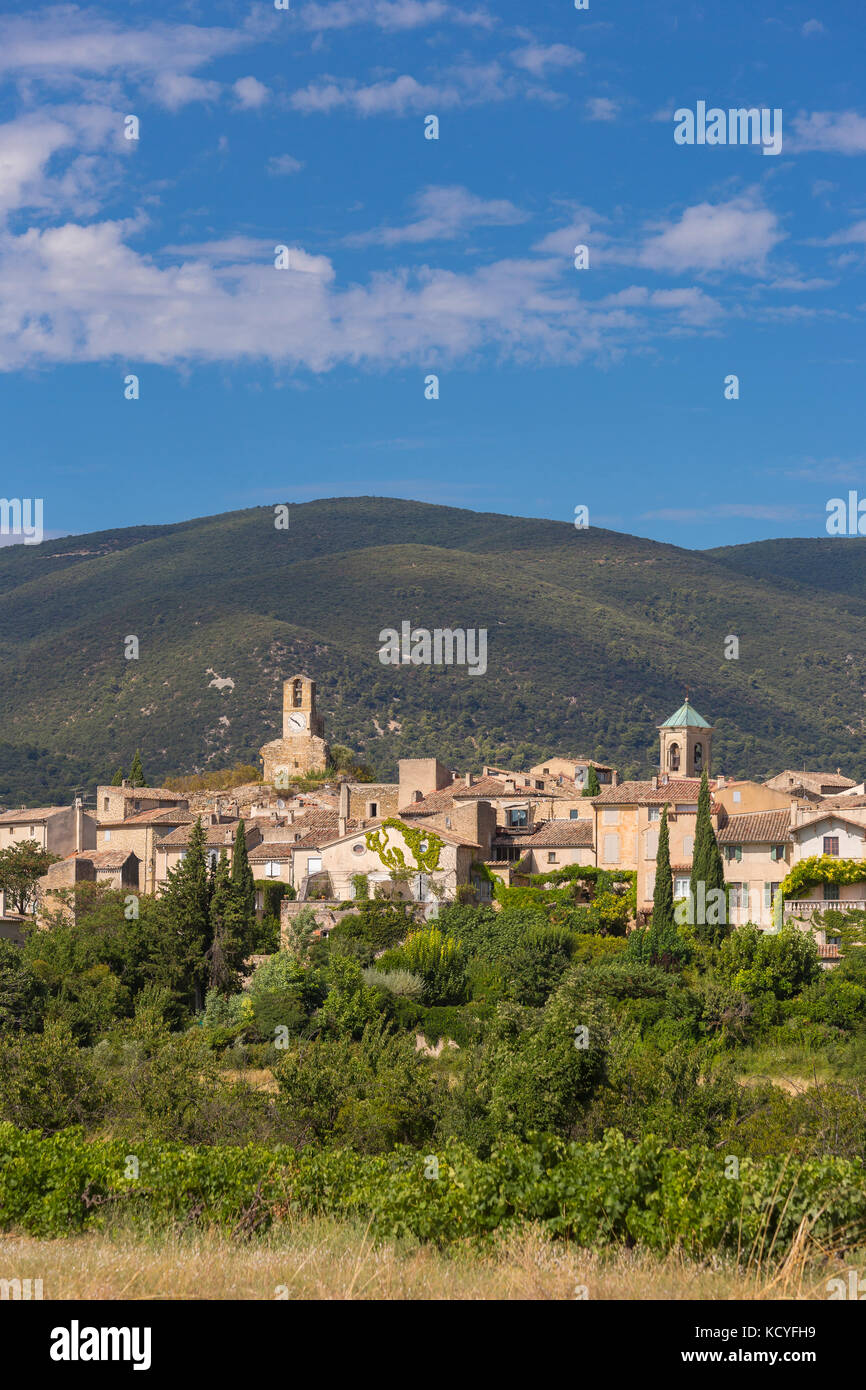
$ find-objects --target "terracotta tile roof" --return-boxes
[524,819,594,848]
[248,843,296,862]
[80,850,139,870]
[0,806,69,823]
[717,810,792,844]
[106,807,193,827]
[158,821,258,849]
[592,779,704,805]
[398,786,457,815]
[812,795,866,809]
[453,776,567,800]
[792,811,866,835]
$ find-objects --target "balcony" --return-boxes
[784,898,866,920]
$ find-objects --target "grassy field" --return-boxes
[2,1221,861,1301]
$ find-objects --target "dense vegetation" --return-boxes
[1,497,866,802]
[2,852,865,1256]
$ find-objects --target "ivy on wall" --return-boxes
[778,854,866,901]
[365,818,444,873]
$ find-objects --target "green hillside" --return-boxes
[0,497,863,803]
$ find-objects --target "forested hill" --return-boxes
[0,497,863,803]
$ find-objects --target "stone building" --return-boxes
[259,675,330,782]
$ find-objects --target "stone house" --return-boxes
[528,756,619,789]
[98,805,193,894]
[716,809,793,929]
[36,849,141,923]
[155,817,263,889]
[517,819,596,874]
[0,801,96,916]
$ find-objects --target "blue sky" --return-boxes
[0,0,864,549]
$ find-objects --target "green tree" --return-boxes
[156,817,211,1011]
[652,806,674,932]
[583,765,601,798]
[0,840,58,914]
[207,850,251,995]
[689,769,727,946]
[110,768,124,786]
[129,749,146,787]
[230,820,256,918]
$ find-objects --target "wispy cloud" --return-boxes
[344,184,528,246]
[790,110,866,154]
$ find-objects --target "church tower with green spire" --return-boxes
[658,696,713,779]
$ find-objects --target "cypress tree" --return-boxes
[583,765,601,798]
[231,819,256,917]
[129,749,146,787]
[111,768,124,786]
[652,805,675,932]
[207,850,250,994]
[157,816,211,1011]
[689,769,727,945]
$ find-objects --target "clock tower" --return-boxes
[260,674,329,784]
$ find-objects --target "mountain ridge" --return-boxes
[1,497,863,803]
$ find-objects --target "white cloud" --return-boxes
[510,44,583,77]
[0,107,120,221]
[790,111,866,154]
[586,97,619,122]
[801,19,825,36]
[0,217,734,374]
[233,76,269,109]
[296,1,495,32]
[823,220,866,244]
[268,154,305,176]
[290,62,542,116]
[0,9,252,80]
[638,198,783,273]
[345,185,528,246]
[152,73,221,111]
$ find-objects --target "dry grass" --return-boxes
[1,1221,857,1300]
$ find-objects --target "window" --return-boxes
[724,845,742,862]
[669,743,680,771]
[508,808,528,828]
[29,825,35,836]
[265,861,281,878]
[674,876,690,898]
[694,742,703,771]
[824,836,840,856]
[103,796,110,812]
[764,882,780,909]
[644,829,659,859]
[543,767,550,774]
[824,882,840,901]
[569,809,579,820]
[368,802,378,818]
[292,679,303,708]
[602,809,619,825]
[445,816,452,829]
[645,872,655,897]
[732,790,741,803]
[683,835,694,856]
[535,780,544,790]
[647,807,660,822]
[352,843,365,855]
[547,852,557,863]
[729,883,748,911]
[602,833,620,863]
[770,844,786,862]
[104,829,111,842]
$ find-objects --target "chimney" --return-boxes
[338,815,347,837]
[74,796,84,851]
[652,775,659,790]
[465,772,474,788]
[339,781,350,818]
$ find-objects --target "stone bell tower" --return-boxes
[658,696,713,779]
[260,674,329,784]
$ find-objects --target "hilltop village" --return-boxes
[1,673,862,958]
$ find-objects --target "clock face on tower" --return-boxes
[287,712,307,732]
